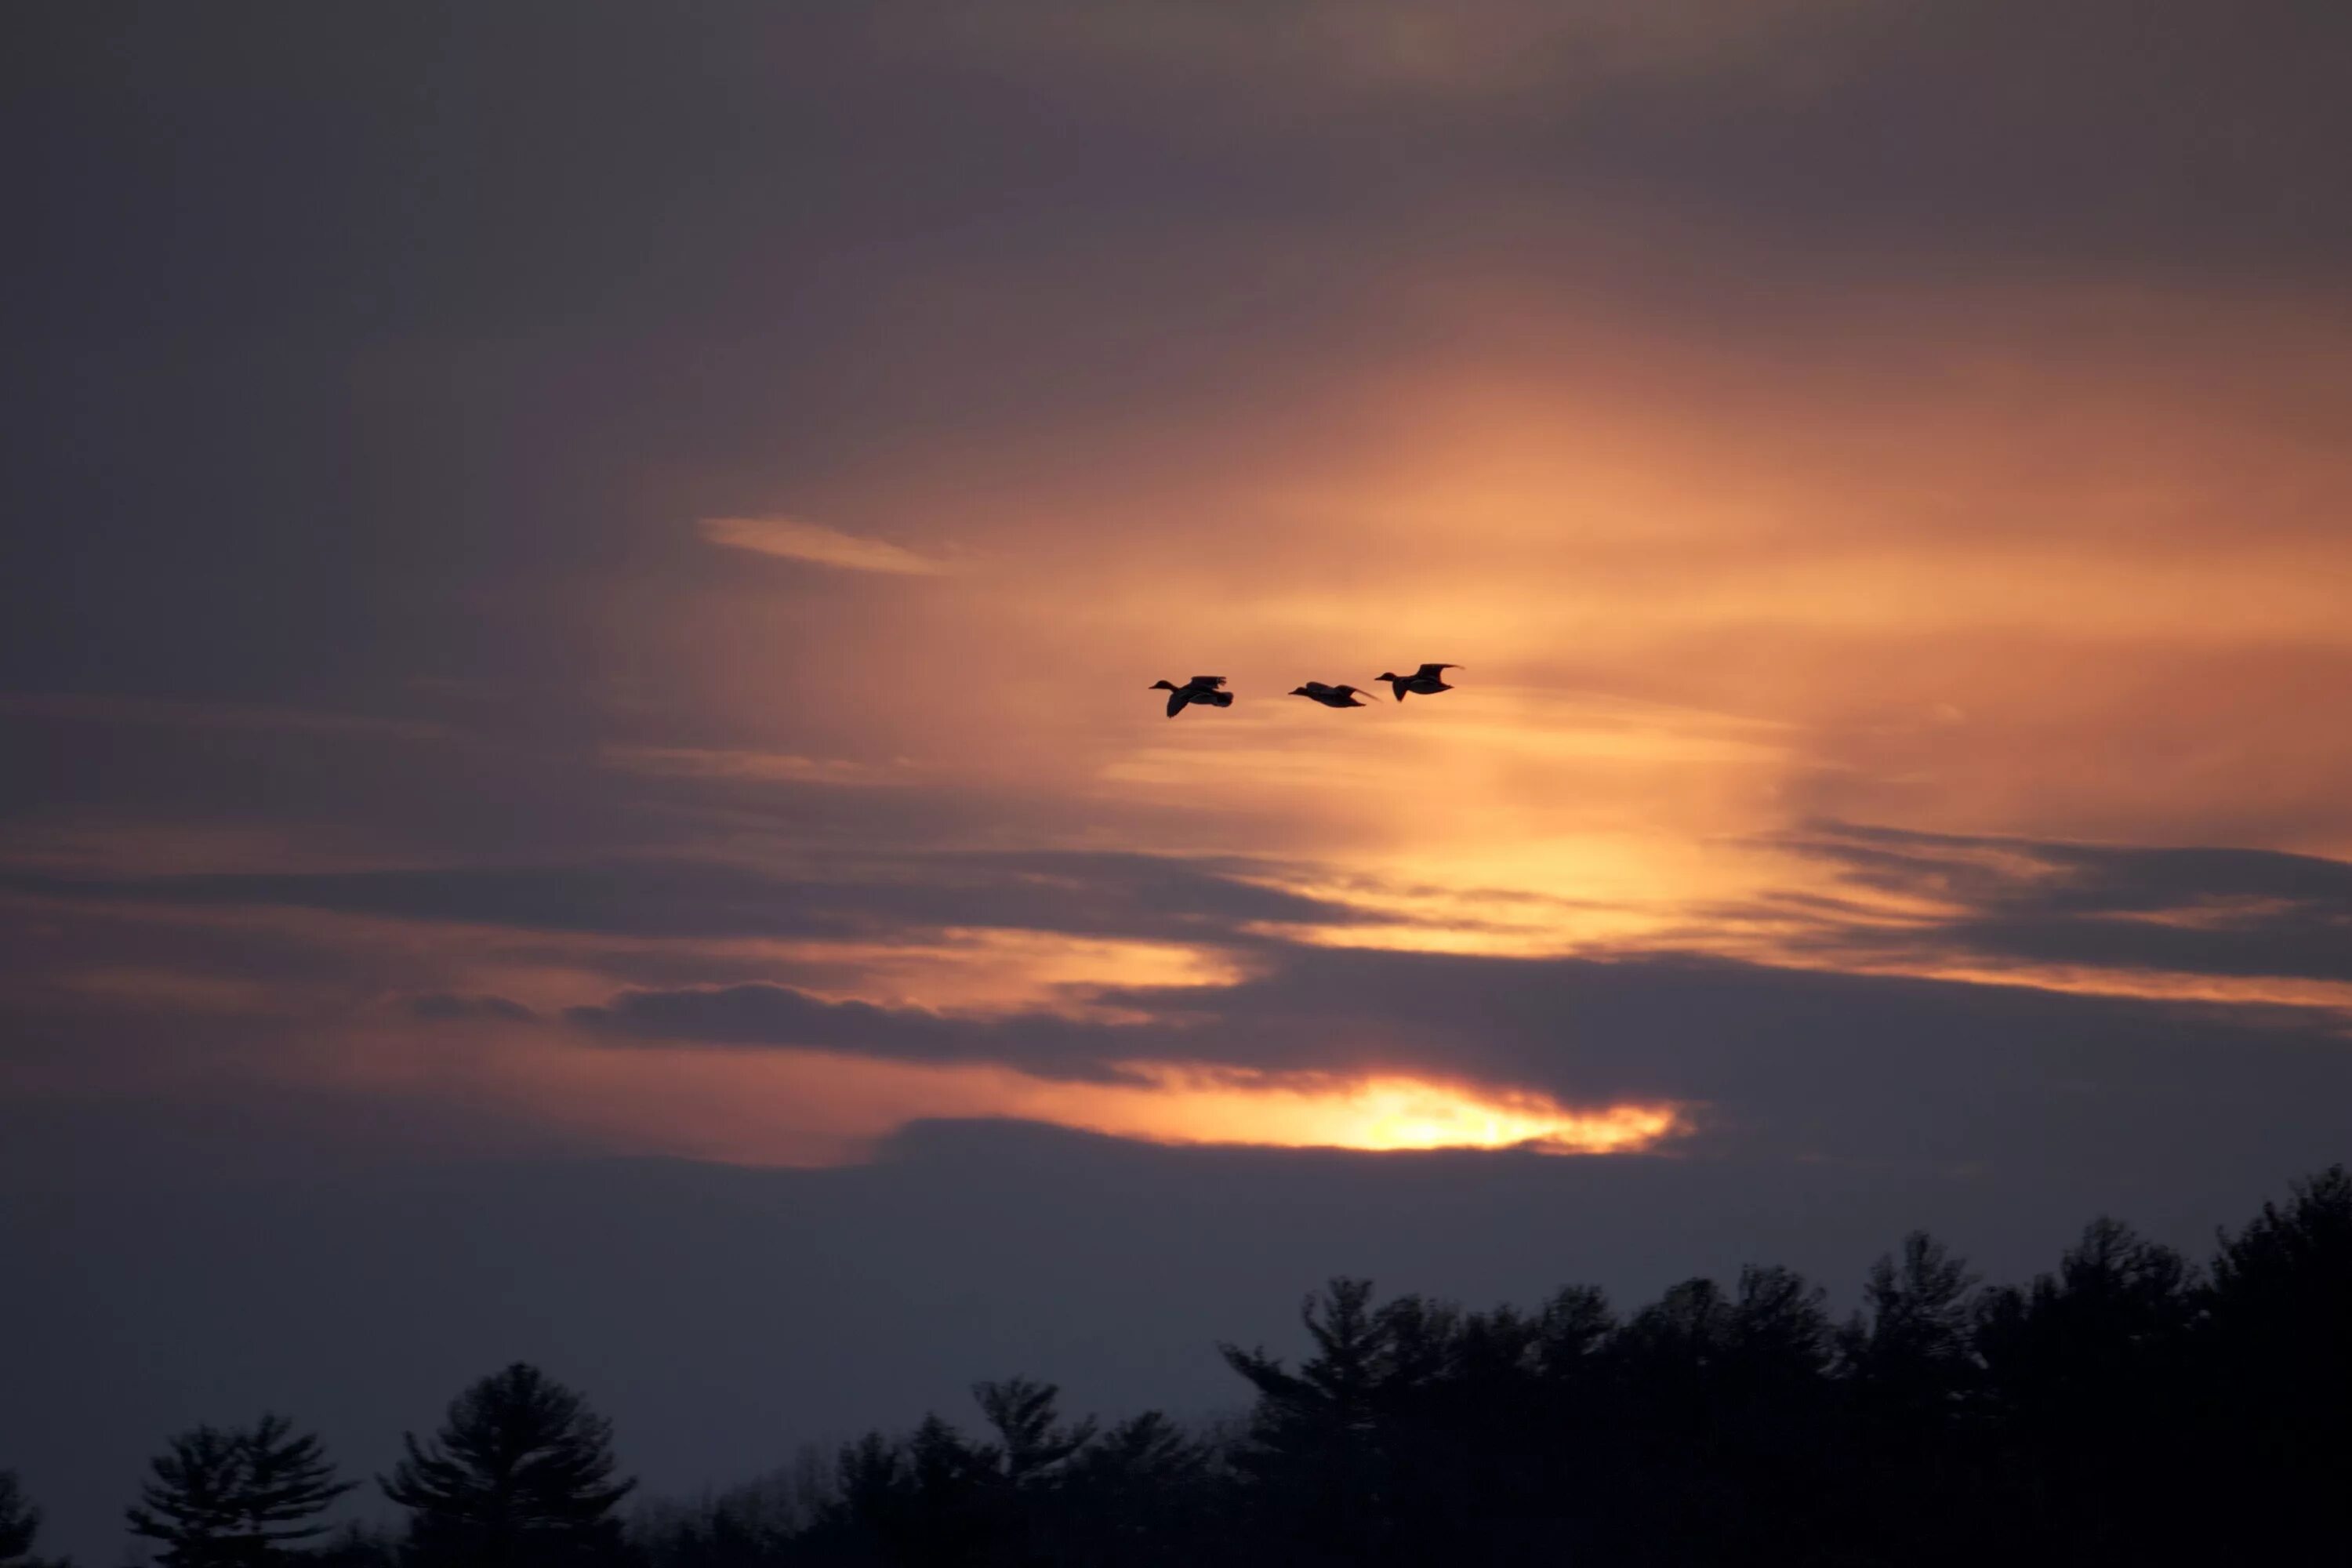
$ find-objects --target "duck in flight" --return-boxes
[1377,663,1460,702]
[1151,676,1233,717]
[1290,681,1377,709]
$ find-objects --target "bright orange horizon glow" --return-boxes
[1020,1063,1683,1155]
[391,1033,1687,1168]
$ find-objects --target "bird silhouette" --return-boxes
[1151,676,1234,717]
[1376,663,1460,701]
[1290,681,1377,709]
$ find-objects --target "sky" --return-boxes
[5,1,2352,1557]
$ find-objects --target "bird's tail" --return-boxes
[1208,690,1234,706]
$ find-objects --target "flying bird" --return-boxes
[1290,681,1377,709]
[1377,663,1461,702]
[1151,676,1233,717]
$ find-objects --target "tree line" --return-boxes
[4,1165,2346,1566]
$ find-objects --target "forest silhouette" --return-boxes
[5,1165,2346,1566]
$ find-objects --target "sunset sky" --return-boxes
[6,2,2351,1555]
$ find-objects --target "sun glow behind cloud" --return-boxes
[437,1033,1685,1168]
[1024,1063,1682,1155]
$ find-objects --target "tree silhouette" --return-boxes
[1602,1266,1839,1559]
[635,1450,831,1568]
[127,1426,241,1566]
[1841,1232,1978,1401]
[899,1414,989,1566]
[126,1414,350,1566]
[1974,1217,2198,1418]
[307,1523,401,1567]
[590,1170,2352,1564]
[1054,1412,1217,1567]
[1218,1278,1400,1563]
[380,1363,634,1568]
[797,1381,1218,1567]
[19,1165,2352,1567]
[2212,1163,2352,1408]
[1832,1234,1983,1563]
[829,1431,906,1525]
[972,1379,1094,1490]
[235,1415,354,1557]
[0,1472,37,1563]
[1969,1218,2201,1557]
[1,1470,68,1568]
[2208,1163,2352,1552]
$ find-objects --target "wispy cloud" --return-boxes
[698,517,953,575]
[0,692,448,741]
[602,746,913,786]
[1770,822,2352,992]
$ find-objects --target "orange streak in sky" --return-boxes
[393,1033,1686,1167]
[1013,1062,1682,1154]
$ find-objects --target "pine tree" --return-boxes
[1218,1278,1402,1561]
[1058,1413,1217,1567]
[380,1363,635,1568]
[972,1378,1095,1489]
[2208,1164,2352,1552]
[125,1414,349,1566]
[1842,1232,1979,1407]
[2212,1163,2352,1397]
[0,1471,38,1563]
[2,1469,67,1567]
[1971,1218,2202,1559]
[127,1426,241,1566]
[238,1414,354,1558]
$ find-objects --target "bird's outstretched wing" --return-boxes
[1166,689,1190,718]
[1415,663,1460,680]
[1189,676,1228,690]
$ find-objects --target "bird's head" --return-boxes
[1288,685,1312,696]
[1375,672,1400,684]
[1150,680,1178,691]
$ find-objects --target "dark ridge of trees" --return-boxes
[2205,1163,2352,1551]
[24,1165,2351,1566]
[619,1164,2352,1566]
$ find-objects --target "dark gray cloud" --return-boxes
[568,983,1152,1081]
[1777,822,2352,982]
[1,849,1357,944]
[563,938,2352,1174]
[1136,946,2352,1168]
[405,993,538,1024]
